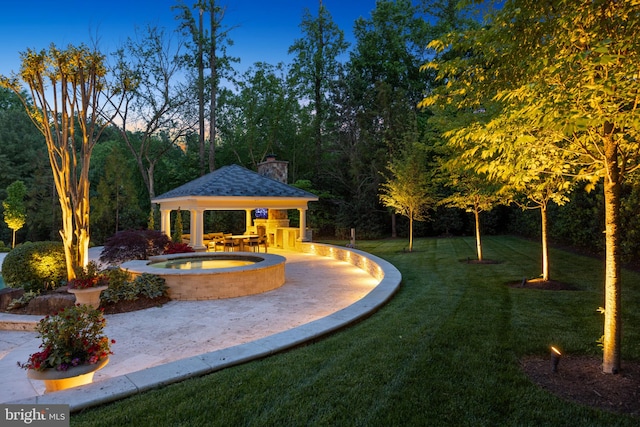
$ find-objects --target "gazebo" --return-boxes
[152,164,319,251]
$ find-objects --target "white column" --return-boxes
[190,208,206,251]
[160,208,171,238]
[298,208,308,241]
[245,209,253,233]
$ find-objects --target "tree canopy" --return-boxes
[422,0,640,374]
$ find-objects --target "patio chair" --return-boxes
[244,235,261,252]
[207,233,225,252]
[256,226,268,253]
[222,234,240,252]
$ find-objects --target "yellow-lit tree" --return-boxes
[380,141,434,252]
[438,167,504,262]
[423,0,640,374]
[3,180,27,248]
[1,44,113,280]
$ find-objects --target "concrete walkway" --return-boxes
[0,246,401,412]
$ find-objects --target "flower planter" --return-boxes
[27,357,109,392]
[67,285,108,308]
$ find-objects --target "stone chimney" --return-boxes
[257,154,289,222]
[258,154,288,184]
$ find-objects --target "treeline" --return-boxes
[0,0,638,264]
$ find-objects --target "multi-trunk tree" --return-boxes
[1,44,115,279]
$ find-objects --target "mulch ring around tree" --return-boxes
[522,355,640,417]
[459,258,502,265]
[507,277,579,291]
[513,277,639,417]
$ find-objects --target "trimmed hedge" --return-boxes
[2,241,67,292]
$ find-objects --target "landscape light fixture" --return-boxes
[550,346,562,373]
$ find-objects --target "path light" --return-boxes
[550,346,562,373]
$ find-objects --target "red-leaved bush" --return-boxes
[100,229,171,265]
[164,242,195,254]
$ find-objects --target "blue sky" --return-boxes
[0,0,377,77]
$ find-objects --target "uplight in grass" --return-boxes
[550,346,562,373]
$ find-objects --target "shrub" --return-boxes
[2,241,66,292]
[132,273,168,299]
[100,269,168,304]
[164,242,195,254]
[100,268,138,303]
[100,229,170,265]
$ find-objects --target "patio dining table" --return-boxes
[230,235,259,251]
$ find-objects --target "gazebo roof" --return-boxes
[152,164,318,210]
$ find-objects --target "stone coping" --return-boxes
[123,251,286,276]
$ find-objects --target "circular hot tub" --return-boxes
[121,252,286,300]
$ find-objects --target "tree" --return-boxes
[0,87,46,190]
[379,141,433,251]
[110,26,192,202]
[331,0,439,237]
[513,175,572,282]
[422,0,640,374]
[288,2,349,182]
[172,208,184,243]
[1,44,114,279]
[439,168,503,262]
[90,142,145,243]
[217,63,307,172]
[451,113,575,281]
[3,180,26,248]
[174,0,236,174]
[497,132,575,282]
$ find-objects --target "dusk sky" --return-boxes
[0,0,378,77]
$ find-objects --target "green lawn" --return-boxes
[72,236,640,426]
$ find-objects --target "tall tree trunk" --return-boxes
[198,8,206,176]
[474,206,483,261]
[76,154,92,270]
[208,0,217,172]
[409,214,413,252]
[391,212,397,238]
[147,162,156,200]
[541,203,549,281]
[602,127,622,374]
[115,181,120,232]
[56,180,76,281]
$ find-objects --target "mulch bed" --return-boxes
[507,277,579,291]
[522,355,640,417]
[101,295,171,314]
[514,277,639,417]
[459,258,502,264]
[1,290,170,316]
